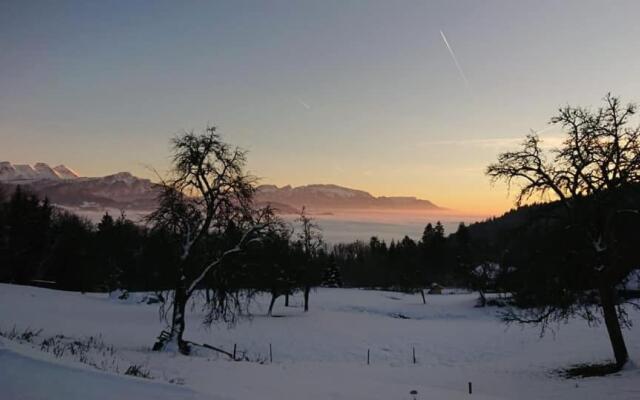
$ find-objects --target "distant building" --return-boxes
[428,283,444,295]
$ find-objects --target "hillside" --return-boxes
[1,284,638,399]
[0,162,442,215]
[255,184,441,213]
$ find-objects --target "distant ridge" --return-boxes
[255,184,441,213]
[53,165,81,180]
[0,161,156,211]
[0,161,79,181]
[0,162,443,213]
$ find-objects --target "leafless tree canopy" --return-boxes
[297,206,323,257]
[148,126,276,354]
[486,94,640,368]
[487,93,640,205]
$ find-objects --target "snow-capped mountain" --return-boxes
[52,165,80,180]
[0,162,441,213]
[0,162,79,181]
[33,163,61,180]
[255,184,441,212]
[0,162,157,210]
[13,164,37,180]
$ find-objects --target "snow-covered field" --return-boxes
[1,283,639,400]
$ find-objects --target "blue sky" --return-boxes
[2,1,640,213]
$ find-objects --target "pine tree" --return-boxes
[322,255,342,288]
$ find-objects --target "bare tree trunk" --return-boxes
[303,286,310,312]
[285,293,289,307]
[171,287,188,353]
[420,289,426,305]
[478,290,487,307]
[205,288,211,304]
[154,284,190,354]
[599,286,629,368]
[268,292,278,316]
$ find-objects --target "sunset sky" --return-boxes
[3,1,640,215]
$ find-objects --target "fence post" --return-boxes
[468,382,472,394]
[412,346,416,364]
[269,343,273,363]
[367,349,370,365]
[233,343,237,360]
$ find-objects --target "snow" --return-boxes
[0,342,206,400]
[13,164,38,180]
[0,162,75,181]
[0,161,17,179]
[102,172,139,185]
[472,263,500,279]
[0,162,81,182]
[53,164,80,179]
[306,184,360,198]
[0,284,639,399]
[33,163,61,180]
[623,269,640,291]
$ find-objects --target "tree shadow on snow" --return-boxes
[557,362,623,378]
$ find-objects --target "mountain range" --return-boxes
[0,161,80,181]
[0,162,441,213]
[255,184,441,213]
[0,162,157,210]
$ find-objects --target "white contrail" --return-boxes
[440,30,471,90]
[298,99,311,110]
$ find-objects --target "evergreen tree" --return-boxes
[420,221,446,283]
[322,255,342,288]
[3,187,52,284]
[46,212,93,291]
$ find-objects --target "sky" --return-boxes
[2,0,640,215]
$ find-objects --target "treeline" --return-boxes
[0,186,335,296]
[0,186,178,292]
[2,183,636,303]
[0,184,491,295]
[334,222,467,289]
[0,182,523,295]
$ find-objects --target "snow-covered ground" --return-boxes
[1,283,639,399]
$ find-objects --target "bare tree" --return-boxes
[297,206,323,312]
[468,262,506,308]
[245,221,296,317]
[487,94,640,368]
[148,126,273,354]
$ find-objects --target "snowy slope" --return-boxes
[0,162,17,179]
[13,164,39,180]
[53,164,80,179]
[33,162,61,180]
[0,162,65,181]
[0,342,208,400]
[0,284,639,400]
[0,162,78,181]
